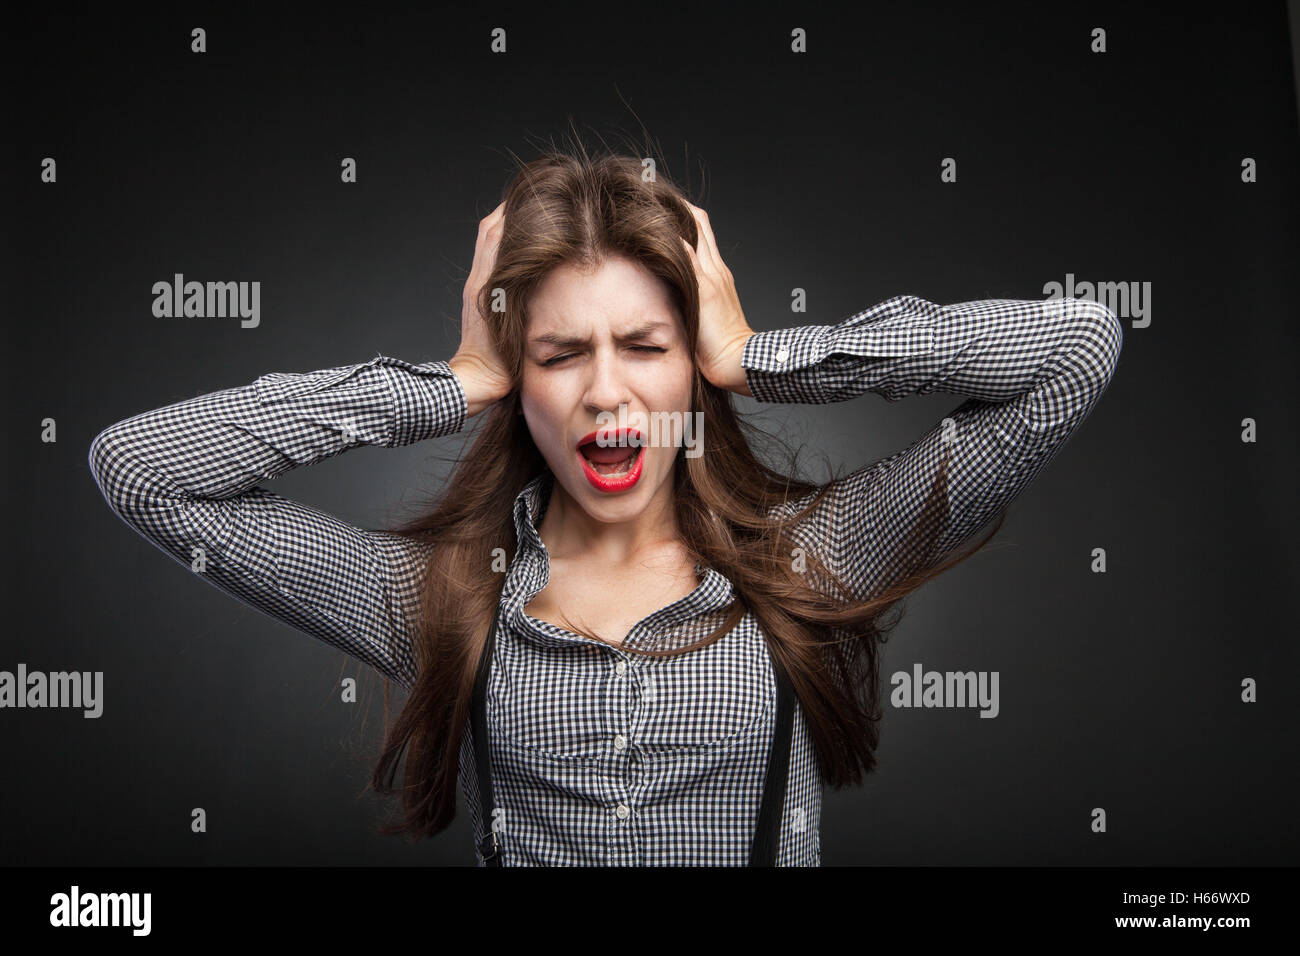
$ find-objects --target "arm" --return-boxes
[740,294,1124,598]
[87,354,470,689]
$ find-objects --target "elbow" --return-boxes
[89,423,195,522]
[1065,298,1123,395]
[88,425,158,517]
[88,426,126,512]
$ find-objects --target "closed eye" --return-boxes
[542,346,666,367]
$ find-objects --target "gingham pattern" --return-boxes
[742,295,1124,604]
[87,294,1122,866]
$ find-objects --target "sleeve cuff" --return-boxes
[741,325,833,404]
[380,357,468,446]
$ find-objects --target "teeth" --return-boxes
[585,449,638,477]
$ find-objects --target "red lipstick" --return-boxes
[575,428,645,493]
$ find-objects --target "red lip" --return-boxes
[575,427,645,493]
[574,427,644,450]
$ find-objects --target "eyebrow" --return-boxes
[529,320,673,350]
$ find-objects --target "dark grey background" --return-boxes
[5,3,1298,866]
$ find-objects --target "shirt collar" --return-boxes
[511,468,553,556]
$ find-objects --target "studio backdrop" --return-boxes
[6,3,1298,868]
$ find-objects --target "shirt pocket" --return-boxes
[627,624,775,759]
[486,634,609,761]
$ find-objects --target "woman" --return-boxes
[88,143,1123,866]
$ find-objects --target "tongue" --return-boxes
[582,442,636,464]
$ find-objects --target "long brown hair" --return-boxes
[370,133,1005,841]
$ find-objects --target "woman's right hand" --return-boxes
[450,202,514,416]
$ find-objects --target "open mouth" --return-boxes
[579,442,642,477]
[575,429,645,490]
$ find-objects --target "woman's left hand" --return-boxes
[680,202,755,396]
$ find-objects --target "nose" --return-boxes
[581,347,633,418]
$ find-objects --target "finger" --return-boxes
[693,208,724,273]
[687,205,722,275]
[477,205,505,249]
[681,236,711,285]
[682,209,710,272]
[474,207,506,271]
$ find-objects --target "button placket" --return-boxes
[609,651,632,859]
[602,644,636,841]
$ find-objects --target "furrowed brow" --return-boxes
[530,320,671,349]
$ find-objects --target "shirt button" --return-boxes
[615,660,627,676]
[613,734,627,751]
[775,346,790,363]
[615,804,630,820]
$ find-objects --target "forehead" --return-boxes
[526,256,680,335]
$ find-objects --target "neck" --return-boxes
[536,469,682,567]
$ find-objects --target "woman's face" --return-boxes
[520,254,694,532]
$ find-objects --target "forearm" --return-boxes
[89,354,467,509]
[740,295,1122,408]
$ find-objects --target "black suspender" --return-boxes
[470,605,797,867]
[748,648,796,866]
[470,606,503,866]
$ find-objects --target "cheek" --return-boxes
[519,384,566,447]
